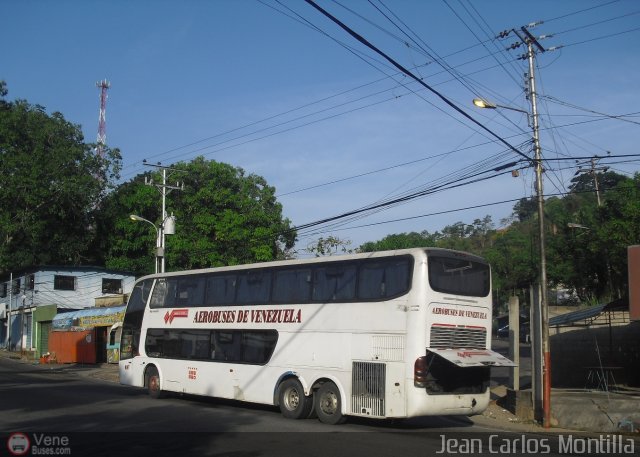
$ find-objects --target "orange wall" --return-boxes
[48,330,96,364]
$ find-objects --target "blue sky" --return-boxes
[3,0,639,254]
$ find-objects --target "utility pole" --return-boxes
[575,156,609,207]
[574,156,616,297]
[143,161,183,273]
[7,272,12,350]
[507,25,551,428]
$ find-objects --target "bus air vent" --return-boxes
[429,325,486,349]
[352,361,386,418]
[371,335,404,361]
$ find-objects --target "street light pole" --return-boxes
[129,215,160,273]
[525,35,552,429]
[129,214,176,273]
[141,162,183,273]
[472,28,551,427]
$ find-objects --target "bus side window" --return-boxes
[149,278,178,308]
[205,274,237,306]
[177,277,205,307]
[312,265,356,302]
[358,259,411,299]
[273,268,311,303]
[215,331,242,362]
[236,270,271,305]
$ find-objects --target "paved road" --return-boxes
[0,357,575,457]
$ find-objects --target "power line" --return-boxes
[304,0,532,163]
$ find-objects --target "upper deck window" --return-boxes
[428,255,490,297]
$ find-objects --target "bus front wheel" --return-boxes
[146,366,163,399]
[278,378,314,419]
[315,381,345,425]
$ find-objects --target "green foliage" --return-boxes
[358,231,437,252]
[0,85,121,273]
[305,236,352,257]
[357,172,640,305]
[99,157,296,275]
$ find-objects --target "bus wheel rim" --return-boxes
[149,375,159,392]
[320,391,337,415]
[283,386,300,410]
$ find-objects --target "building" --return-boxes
[0,266,135,358]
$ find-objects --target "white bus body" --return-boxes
[119,248,514,424]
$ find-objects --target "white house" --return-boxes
[0,266,135,354]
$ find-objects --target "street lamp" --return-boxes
[473,98,530,120]
[129,214,176,273]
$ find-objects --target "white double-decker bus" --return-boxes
[119,248,514,424]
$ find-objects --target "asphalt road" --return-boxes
[0,357,571,457]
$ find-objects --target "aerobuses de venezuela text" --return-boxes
[193,308,302,324]
[432,307,487,320]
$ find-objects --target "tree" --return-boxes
[305,236,352,257]
[98,157,296,275]
[0,84,121,273]
[512,197,537,222]
[358,231,437,252]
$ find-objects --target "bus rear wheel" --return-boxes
[278,378,314,419]
[315,381,345,425]
[146,366,163,399]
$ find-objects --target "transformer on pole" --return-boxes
[95,79,110,158]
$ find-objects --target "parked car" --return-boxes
[496,322,530,343]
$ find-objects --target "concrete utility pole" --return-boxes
[143,162,183,273]
[575,156,609,207]
[479,22,559,427]
[7,272,12,349]
[508,296,520,391]
[520,26,551,429]
[574,156,615,297]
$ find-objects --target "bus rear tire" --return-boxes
[146,366,163,399]
[278,378,313,419]
[315,381,345,425]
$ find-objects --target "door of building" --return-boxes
[95,326,107,363]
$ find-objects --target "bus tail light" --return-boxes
[414,356,428,388]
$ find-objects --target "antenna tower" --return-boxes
[95,79,111,157]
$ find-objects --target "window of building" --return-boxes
[12,279,21,294]
[27,274,35,290]
[54,275,76,291]
[0,283,7,298]
[102,278,123,294]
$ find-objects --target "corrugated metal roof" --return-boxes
[549,304,605,327]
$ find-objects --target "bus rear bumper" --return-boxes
[406,390,490,417]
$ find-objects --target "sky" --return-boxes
[3,0,639,255]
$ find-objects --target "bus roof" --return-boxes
[133,248,488,282]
